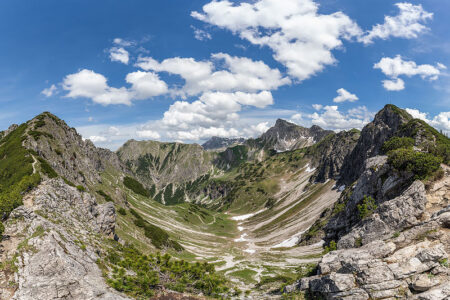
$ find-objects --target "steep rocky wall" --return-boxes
[0,179,127,300]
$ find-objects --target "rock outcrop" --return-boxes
[202,136,246,151]
[339,105,412,185]
[23,112,125,186]
[0,179,127,300]
[306,129,360,182]
[117,139,214,188]
[259,119,333,152]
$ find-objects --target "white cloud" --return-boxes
[192,0,362,81]
[405,108,450,135]
[308,105,373,131]
[136,53,290,96]
[113,38,134,47]
[125,71,168,99]
[88,135,107,142]
[136,129,161,139]
[41,84,57,97]
[359,3,432,45]
[291,113,302,121]
[62,69,168,105]
[312,104,323,111]
[374,55,441,80]
[374,55,443,91]
[109,47,130,64]
[333,88,358,103]
[382,78,405,91]
[437,63,447,70]
[191,26,212,41]
[63,69,134,105]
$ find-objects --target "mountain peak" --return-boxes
[202,136,245,151]
[260,119,333,152]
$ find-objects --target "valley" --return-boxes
[0,105,448,299]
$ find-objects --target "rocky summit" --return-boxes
[0,105,449,300]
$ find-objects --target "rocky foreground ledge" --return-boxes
[0,179,129,300]
[287,161,450,299]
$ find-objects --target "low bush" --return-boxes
[382,137,415,153]
[123,176,149,197]
[37,157,58,178]
[96,190,113,202]
[357,195,377,219]
[388,148,442,180]
[103,244,229,298]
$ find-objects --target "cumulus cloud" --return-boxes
[333,88,358,103]
[192,0,362,81]
[191,26,212,41]
[405,108,450,135]
[88,135,107,142]
[374,55,441,80]
[109,47,130,64]
[359,3,432,45]
[312,104,323,111]
[136,129,161,139]
[382,78,405,91]
[308,105,373,131]
[125,71,168,99]
[62,69,168,105]
[136,53,290,96]
[374,55,444,91]
[41,84,57,97]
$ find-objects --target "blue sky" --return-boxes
[0,0,449,149]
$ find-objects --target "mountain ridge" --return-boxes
[0,105,448,299]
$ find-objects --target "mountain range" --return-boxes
[0,104,448,299]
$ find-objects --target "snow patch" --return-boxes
[305,165,316,173]
[234,233,248,242]
[237,226,244,231]
[244,249,256,254]
[272,231,305,248]
[231,209,266,221]
[338,185,346,192]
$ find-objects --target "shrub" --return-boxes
[129,208,183,251]
[388,148,442,180]
[76,185,86,192]
[118,207,127,215]
[123,176,149,197]
[323,240,337,253]
[0,124,41,218]
[0,221,4,237]
[37,157,58,178]
[357,195,377,219]
[382,137,414,153]
[96,190,113,202]
[103,243,229,298]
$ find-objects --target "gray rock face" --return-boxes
[306,129,360,182]
[23,113,125,186]
[297,238,448,299]
[323,155,417,245]
[0,179,128,300]
[260,119,333,152]
[202,136,246,151]
[339,104,412,185]
[338,180,427,249]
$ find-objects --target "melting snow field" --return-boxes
[234,233,248,242]
[272,231,305,248]
[231,209,266,221]
[305,164,316,173]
